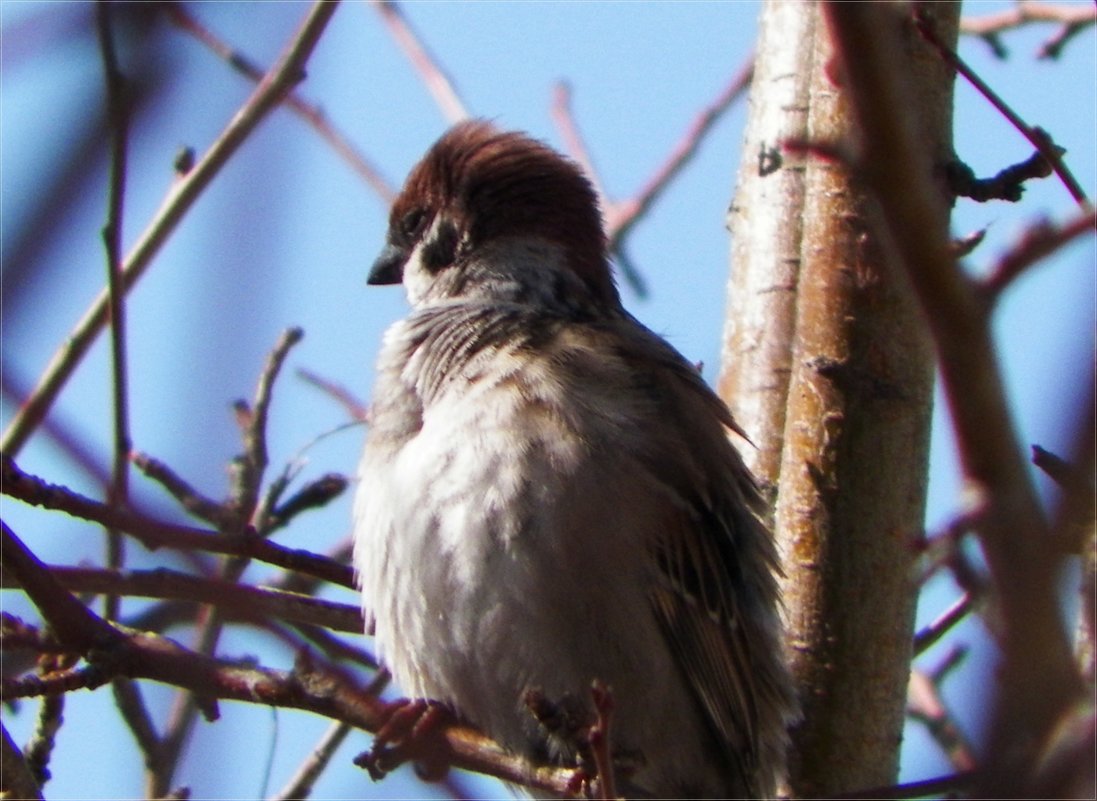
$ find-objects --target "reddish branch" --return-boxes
[164,4,395,202]
[1,455,356,589]
[913,593,974,656]
[371,0,468,124]
[607,57,754,245]
[40,565,362,634]
[2,512,578,795]
[980,207,1097,302]
[551,57,754,296]
[961,2,1096,60]
[917,11,1089,206]
[907,655,978,772]
[297,368,370,422]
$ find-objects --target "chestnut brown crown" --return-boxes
[369,120,617,307]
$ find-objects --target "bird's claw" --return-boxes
[354,698,452,781]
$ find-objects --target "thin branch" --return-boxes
[131,451,229,527]
[268,473,349,533]
[233,326,305,527]
[23,656,69,788]
[0,521,124,653]
[980,208,1097,302]
[43,565,362,634]
[370,0,469,124]
[153,328,303,795]
[550,57,754,297]
[0,615,60,653]
[907,662,978,772]
[272,721,352,801]
[94,0,133,587]
[1,455,356,589]
[1,722,43,801]
[916,11,1089,206]
[0,0,340,457]
[587,681,618,801]
[2,613,578,798]
[111,677,163,771]
[3,663,103,701]
[913,593,973,656]
[946,148,1062,203]
[280,623,379,671]
[162,4,394,203]
[296,368,370,422]
[961,3,1096,60]
[551,81,609,203]
[608,55,755,245]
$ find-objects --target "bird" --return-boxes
[353,120,796,799]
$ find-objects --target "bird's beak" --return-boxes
[368,242,407,285]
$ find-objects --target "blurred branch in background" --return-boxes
[1,0,339,458]
[961,2,1097,60]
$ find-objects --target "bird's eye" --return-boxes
[399,208,428,239]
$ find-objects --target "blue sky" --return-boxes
[1,2,1094,798]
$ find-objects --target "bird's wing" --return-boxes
[615,323,788,796]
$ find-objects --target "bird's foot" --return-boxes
[354,698,453,781]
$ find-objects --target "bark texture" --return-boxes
[719,2,961,795]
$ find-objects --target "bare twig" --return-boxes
[2,613,577,798]
[917,11,1089,206]
[111,677,163,770]
[3,663,100,701]
[946,148,1061,203]
[550,57,754,297]
[913,593,973,656]
[42,565,362,634]
[155,327,302,795]
[0,0,340,457]
[94,1,133,619]
[607,56,755,246]
[961,2,1096,60]
[980,208,1097,302]
[908,660,978,772]
[23,656,69,787]
[1032,444,1094,497]
[297,368,370,422]
[268,473,349,533]
[163,4,394,203]
[1,723,43,801]
[370,0,468,124]
[233,326,305,527]
[551,81,610,203]
[1,455,356,589]
[132,452,229,527]
[0,521,122,650]
[272,721,353,801]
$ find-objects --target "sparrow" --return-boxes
[354,120,796,798]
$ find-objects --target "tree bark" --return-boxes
[719,2,961,795]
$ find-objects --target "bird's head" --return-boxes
[369,120,617,310]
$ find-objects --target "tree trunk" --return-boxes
[719,2,961,795]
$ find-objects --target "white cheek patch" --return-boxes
[402,240,433,307]
[403,215,461,306]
